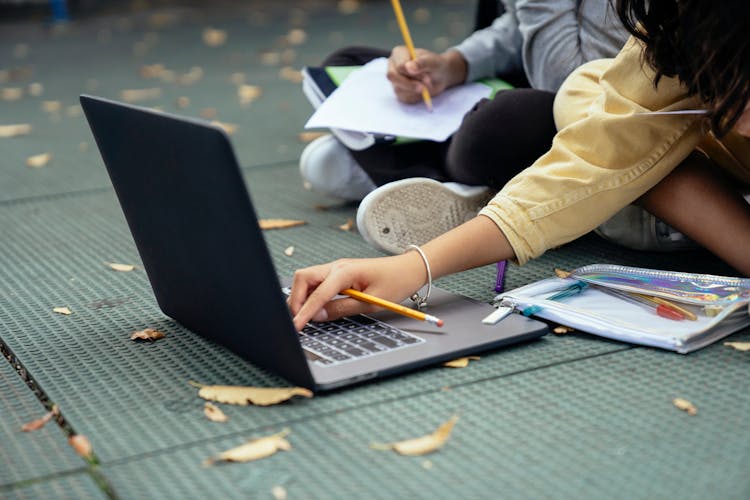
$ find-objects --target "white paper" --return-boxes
[305,58,492,142]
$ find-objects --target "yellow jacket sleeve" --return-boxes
[479,37,706,264]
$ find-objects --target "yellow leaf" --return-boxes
[372,415,459,456]
[68,434,93,459]
[202,28,227,47]
[199,107,217,120]
[258,219,306,230]
[26,153,51,168]
[53,306,72,315]
[41,100,62,113]
[192,382,313,406]
[279,66,303,83]
[108,262,136,272]
[298,131,326,143]
[338,218,355,232]
[211,120,237,135]
[0,123,32,138]
[203,402,229,422]
[271,485,288,500]
[286,29,307,45]
[120,88,162,103]
[204,429,291,465]
[724,341,750,352]
[443,356,479,368]
[1,87,23,101]
[338,0,361,15]
[673,398,697,416]
[284,246,295,257]
[553,325,574,335]
[21,405,59,432]
[130,328,166,341]
[238,84,262,105]
[175,96,190,109]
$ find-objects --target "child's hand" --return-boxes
[288,253,426,331]
[386,47,467,104]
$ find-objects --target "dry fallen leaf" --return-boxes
[26,153,51,168]
[229,72,245,85]
[271,485,288,500]
[279,66,303,83]
[673,398,697,416]
[414,7,431,23]
[298,131,326,143]
[238,84,262,105]
[108,262,136,272]
[286,29,307,45]
[41,100,62,113]
[371,415,459,456]
[338,218,355,232]
[139,63,166,79]
[0,123,32,138]
[284,246,295,257]
[199,107,218,119]
[203,402,229,422]
[202,28,227,47]
[724,341,750,352]
[211,120,237,135]
[28,82,43,96]
[175,96,190,108]
[130,328,166,341]
[553,325,574,335]
[68,434,93,459]
[260,51,281,66]
[443,356,480,368]
[338,0,361,15]
[53,307,72,315]
[1,87,23,101]
[258,219,306,230]
[120,87,162,103]
[191,382,313,406]
[203,428,291,465]
[21,405,59,432]
[177,66,203,86]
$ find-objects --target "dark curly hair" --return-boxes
[616,0,750,136]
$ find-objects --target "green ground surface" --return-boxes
[1,1,748,499]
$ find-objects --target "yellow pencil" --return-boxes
[343,288,443,327]
[390,0,433,111]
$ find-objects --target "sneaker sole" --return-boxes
[356,178,493,254]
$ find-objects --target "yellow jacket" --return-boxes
[479,37,750,264]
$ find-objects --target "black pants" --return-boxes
[323,47,557,190]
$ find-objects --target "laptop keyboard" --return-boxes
[299,315,425,366]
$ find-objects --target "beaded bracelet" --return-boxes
[405,244,432,309]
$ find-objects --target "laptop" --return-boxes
[80,95,548,391]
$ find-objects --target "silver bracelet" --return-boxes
[405,244,432,309]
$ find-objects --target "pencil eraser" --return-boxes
[436,319,444,327]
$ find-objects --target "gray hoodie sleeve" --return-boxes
[452,0,628,91]
[453,2,523,83]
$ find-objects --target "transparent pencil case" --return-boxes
[486,264,750,353]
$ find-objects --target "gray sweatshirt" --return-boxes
[454,0,629,92]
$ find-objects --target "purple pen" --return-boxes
[495,260,507,293]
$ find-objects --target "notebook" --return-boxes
[80,95,548,391]
[302,58,513,149]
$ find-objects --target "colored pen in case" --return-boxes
[522,281,588,317]
[599,287,685,321]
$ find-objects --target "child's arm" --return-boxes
[289,216,511,330]
[640,153,750,276]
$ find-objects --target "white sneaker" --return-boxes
[356,177,494,254]
[299,134,376,201]
[595,204,697,251]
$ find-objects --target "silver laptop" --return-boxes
[80,95,548,391]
